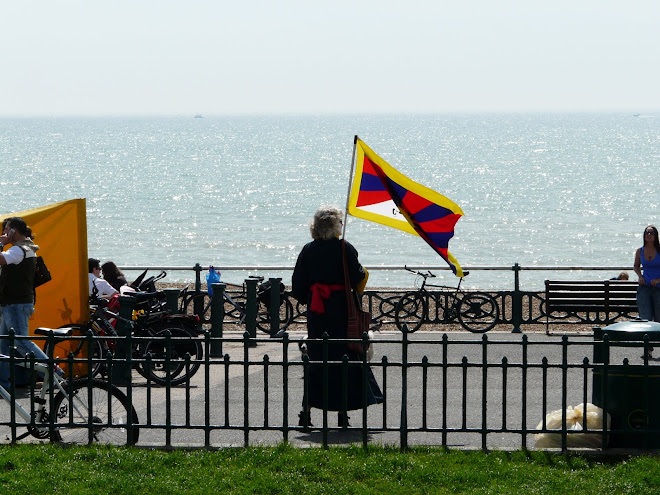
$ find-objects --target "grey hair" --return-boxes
[310,205,343,240]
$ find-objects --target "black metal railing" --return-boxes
[2,329,660,451]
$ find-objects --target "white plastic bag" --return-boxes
[534,403,611,449]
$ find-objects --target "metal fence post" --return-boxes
[194,263,204,319]
[112,295,135,385]
[511,262,522,333]
[164,288,181,313]
[245,278,258,347]
[210,282,226,357]
[194,263,202,293]
[269,277,281,337]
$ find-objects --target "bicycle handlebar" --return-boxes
[403,265,436,279]
[403,265,469,279]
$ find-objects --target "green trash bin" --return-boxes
[592,319,660,448]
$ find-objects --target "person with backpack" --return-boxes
[0,217,55,389]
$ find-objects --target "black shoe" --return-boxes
[338,412,350,427]
[298,411,313,432]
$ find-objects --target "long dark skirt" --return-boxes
[303,292,383,411]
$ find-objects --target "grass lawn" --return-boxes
[1,444,659,494]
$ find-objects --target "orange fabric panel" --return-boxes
[2,199,89,341]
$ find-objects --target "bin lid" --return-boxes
[598,319,660,341]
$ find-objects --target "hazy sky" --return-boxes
[1,1,658,116]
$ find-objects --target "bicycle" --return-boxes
[394,266,500,333]
[0,350,139,444]
[184,276,295,335]
[45,293,203,386]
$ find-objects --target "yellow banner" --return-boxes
[2,199,89,335]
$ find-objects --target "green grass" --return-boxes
[1,444,659,494]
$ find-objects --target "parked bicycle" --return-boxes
[0,351,139,444]
[394,266,500,333]
[45,292,203,386]
[184,276,295,335]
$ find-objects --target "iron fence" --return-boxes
[1,329,659,451]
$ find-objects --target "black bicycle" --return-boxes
[184,276,295,335]
[394,266,499,333]
[45,293,203,386]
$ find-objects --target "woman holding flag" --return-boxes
[292,205,383,430]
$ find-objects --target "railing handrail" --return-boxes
[116,264,635,272]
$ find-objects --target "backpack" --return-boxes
[18,245,52,288]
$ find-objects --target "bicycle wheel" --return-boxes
[225,293,247,322]
[394,292,426,332]
[138,327,203,386]
[51,378,139,445]
[256,297,294,334]
[457,293,499,333]
[53,325,106,379]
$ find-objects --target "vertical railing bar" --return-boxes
[204,332,211,447]
[165,331,172,449]
[521,335,528,450]
[400,326,409,451]
[561,335,568,452]
[422,356,428,431]
[481,334,488,452]
[282,333,289,443]
[382,355,388,431]
[322,333,329,449]
[442,334,448,447]
[263,355,269,428]
[461,356,468,431]
[243,331,250,447]
[502,356,508,432]
[224,354,230,427]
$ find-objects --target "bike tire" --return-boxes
[457,293,499,333]
[137,327,203,386]
[394,292,426,332]
[51,378,139,445]
[53,324,106,379]
[256,297,294,334]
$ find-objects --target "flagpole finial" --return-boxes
[354,135,358,144]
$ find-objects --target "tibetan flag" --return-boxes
[348,137,464,276]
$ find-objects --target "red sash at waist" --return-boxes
[310,283,345,314]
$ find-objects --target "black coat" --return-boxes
[292,238,382,411]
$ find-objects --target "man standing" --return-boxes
[0,217,52,389]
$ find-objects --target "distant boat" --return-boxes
[632,113,640,117]
[194,114,203,119]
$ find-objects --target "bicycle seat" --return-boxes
[34,327,74,337]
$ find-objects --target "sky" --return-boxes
[1,1,658,116]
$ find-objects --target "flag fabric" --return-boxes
[347,137,465,276]
[2,199,89,334]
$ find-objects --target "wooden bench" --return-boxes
[544,280,639,334]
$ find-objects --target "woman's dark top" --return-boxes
[106,275,128,292]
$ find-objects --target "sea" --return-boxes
[1,113,658,291]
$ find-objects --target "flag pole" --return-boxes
[342,135,358,239]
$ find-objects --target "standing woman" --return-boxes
[292,205,382,429]
[634,225,660,323]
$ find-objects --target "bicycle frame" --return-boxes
[0,355,68,430]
